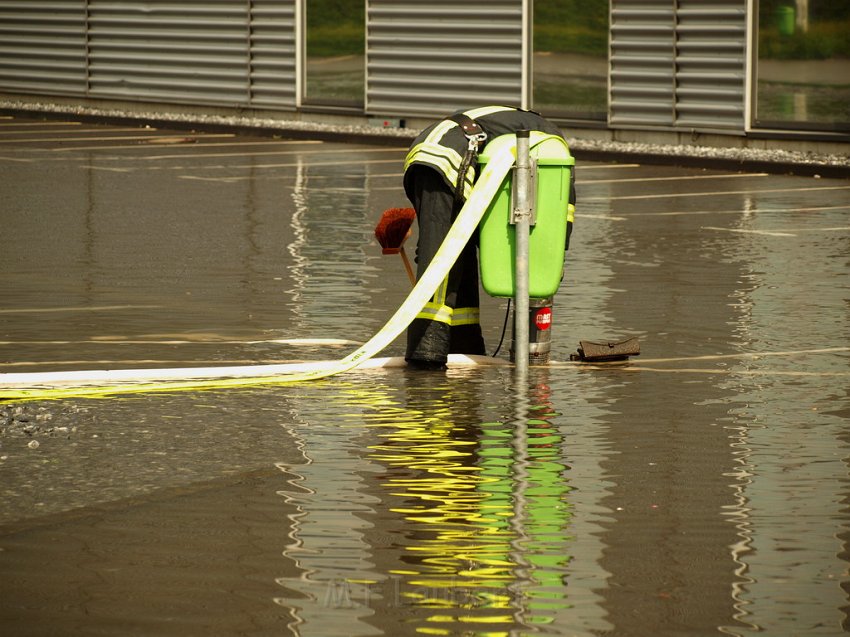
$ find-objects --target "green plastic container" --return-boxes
[477,132,574,299]
[776,5,795,36]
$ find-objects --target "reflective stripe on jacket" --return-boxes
[403,106,566,205]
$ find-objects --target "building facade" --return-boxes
[0,1,847,146]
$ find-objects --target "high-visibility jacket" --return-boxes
[403,105,567,204]
[403,106,575,366]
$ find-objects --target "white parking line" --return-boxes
[702,226,797,237]
[0,305,161,315]
[0,127,143,136]
[636,346,850,363]
[576,213,629,221]
[53,148,406,175]
[607,367,850,377]
[582,172,769,184]
[627,203,850,217]
[579,163,641,170]
[583,185,850,201]
[0,121,81,126]
[784,226,850,233]
[45,139,320,152]
[86,166,134,173]
[40,139,325,155]
[0,133,235,145]
[140,140,326,158]
[177,157,403,179]
[143,145,405,161]
[217,156,405,170]
[177,175,250,182]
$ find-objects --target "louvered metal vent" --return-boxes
[674,0,745,130]
[366,0,525,117]
[611,0,746,131]
[610,1,677,127]
[0,1,88,95]
[86,1,252,106]
[249,2,297,108]
[0,0,296,110]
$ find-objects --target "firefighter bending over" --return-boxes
[403,105,574,370]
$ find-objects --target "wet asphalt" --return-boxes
[1,112,847,371]
[0,115,849,637]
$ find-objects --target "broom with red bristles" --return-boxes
[375,207,416,286]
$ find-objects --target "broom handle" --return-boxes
[399,246,416,287]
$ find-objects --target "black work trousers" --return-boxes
[405,166,486,366]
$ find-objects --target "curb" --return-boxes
[2,105,848,179]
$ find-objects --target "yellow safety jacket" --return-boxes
[403,105,569,204]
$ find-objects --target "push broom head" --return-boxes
[375,207,415,255]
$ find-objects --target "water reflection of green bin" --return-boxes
[478,133,574,299]
[776,5,795,36]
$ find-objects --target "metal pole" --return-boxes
[512,130,532,375]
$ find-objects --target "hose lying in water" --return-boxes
[0,147,518,403]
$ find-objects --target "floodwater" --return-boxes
[1,116,849,636]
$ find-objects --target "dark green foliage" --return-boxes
[760,0,850,21]
[533,0,609,56]
[759,19,850,59]
[758,0,850,59]
[306,0,365,58]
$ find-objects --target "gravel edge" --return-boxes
[2,100,848,177]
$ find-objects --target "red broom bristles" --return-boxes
[374,207,417,286]
[375,207,415,255]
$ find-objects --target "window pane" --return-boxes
[532,0,608,119]
[305,0,364,106]
[756,0,850,131]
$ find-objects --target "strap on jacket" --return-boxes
[447,113,488,206]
